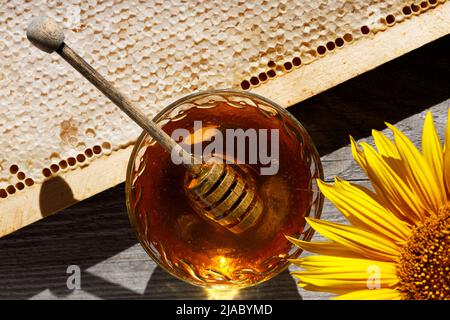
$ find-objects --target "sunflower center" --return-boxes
[397,205,450,300]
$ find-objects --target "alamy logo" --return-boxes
[170,121,280,175]
[366,265,381,289]
[66,265,81,290]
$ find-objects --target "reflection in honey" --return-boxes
[127,95,323,289]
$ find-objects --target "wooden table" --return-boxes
[1,35,448,300]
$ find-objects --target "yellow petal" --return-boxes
[422,112,444,187]
[360,142,424,223]
[295,282,351,294]
[372,130,406,178]
[351,138,418,223]
[350,136,368,175]
[294,276,392,293]
[317,179,410,243]
[293,257,398,293]
[372,129,399,159]
[444,108,450,197]
[286,236,359,259]
[388,123,445,214]
[294,271,397,281]
[292,255,397,275]
[334,288,402,300]
[305,218,399,261]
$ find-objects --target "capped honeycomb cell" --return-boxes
[0,0,449,236]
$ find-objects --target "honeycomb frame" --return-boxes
[0,0,449,236]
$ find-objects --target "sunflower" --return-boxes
[289,111,450,300]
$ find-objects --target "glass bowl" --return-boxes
[126,89,323,289]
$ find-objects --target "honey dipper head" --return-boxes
[186,162,264,234]
[27,16,65,53]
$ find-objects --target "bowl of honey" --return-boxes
[126,89,323,289]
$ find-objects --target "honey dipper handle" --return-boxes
[27,16,200,173]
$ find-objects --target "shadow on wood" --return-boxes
[39,176,77,218]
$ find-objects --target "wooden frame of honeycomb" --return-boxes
[1,0,449,237]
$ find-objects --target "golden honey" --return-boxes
[126,90,323,289]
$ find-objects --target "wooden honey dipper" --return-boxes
[27,16,264,233]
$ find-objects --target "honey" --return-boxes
[126,91,323,289]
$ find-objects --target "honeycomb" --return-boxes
[0,0,446,199]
